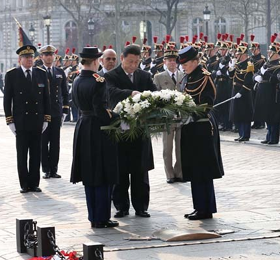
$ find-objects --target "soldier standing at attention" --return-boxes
[40,45,69,179]
[4,45,51,193]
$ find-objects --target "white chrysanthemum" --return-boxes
[132,93,141,103]
[133,103,141,113]
[113,102,123,113]
[174,95,185,106]
[142,90,152,97]
[124,103,135,117]
[139,100,150,109]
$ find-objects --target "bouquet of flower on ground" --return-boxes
[101,89,208,141]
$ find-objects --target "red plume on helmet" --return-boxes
[161,40,165,45]
[125,41,130,46]
[72,48,76,54]
[86,44,90,47]
[224,33,229,40]
[165,35,171,43]
[102,45,106,51]
[271,34,277,43]
[55,49,58,54]
[229,34,234,42]
[185,35,189,42]
[250,34,255,42]
[65,48,70,54]
[217,33,222,40]
[274,32,278,37]
[204,36,208,43]
[143,38,147,44]
[192,36,196,44]
[240,33,245,40]
[199,32,204,40]
[236,37,241,45]
[153,36,158,43]
[132,36,137,43]
[108,45,113,49]
[180,36,185,43]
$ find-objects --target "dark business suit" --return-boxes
[41,65,69,175]
[105,65,157,213]
[4,66,50,190]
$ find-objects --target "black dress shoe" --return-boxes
[234,137,241,141]
[268,141,278,145]
[188,211,213,220]
[239,138,249,142]
[50,173,61,178]
[43,172,51,179]
[135,211,150,217]
[261,140,268,144]
[166,178,175,184]
[91,220,119,228]
[184,210,197,218]
[114,210,129,218]
[20,188,29,193]
[29,187,42,192]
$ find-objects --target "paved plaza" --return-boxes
[1,95,280,259]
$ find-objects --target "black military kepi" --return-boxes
[16,45,36,56]
[79,47,103,59]
[177,46,198,64]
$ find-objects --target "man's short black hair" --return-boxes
[123,45,141,57]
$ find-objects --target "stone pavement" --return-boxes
[1,94,280,259]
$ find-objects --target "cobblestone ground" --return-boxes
[1,95,280,259]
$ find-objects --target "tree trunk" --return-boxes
[266,0,271,48]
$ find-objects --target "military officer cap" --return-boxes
[79,47,103,59]
[16,45,36,56]
[141,38,151,53]
[236,40,249,55]
[177,46,198,64]
[268,34,280,54]
[39,45,56,55]
[164,43,178,59]
[249,34,260,50]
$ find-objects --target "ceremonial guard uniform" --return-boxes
[249,35,266,129]
[139,38,152,72]
[229,41,254,141]
[178,46,224,220]
[205,42,219,78]
[4,45,51,193]
[70,47,119,228]
[106,44,157,218]
[153,43,184,183]
[253,36,280,144]
[150,37,165,77]
[215,37,232,131]
[40,45,69,179]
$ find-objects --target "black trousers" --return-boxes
[16,130,41,189]
[41,116,61,174]
[191,180,217,213]
[84,185,112,223]
[113,170,150,212]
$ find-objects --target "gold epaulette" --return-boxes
[37,66,46,72]
[202,68,211,76]
[6,67,16,73]
[44,115,51,122]
[92,73,105,82]
[246,61,254,73]
[63,105,70,109]
[106,109,112,118]
[6,116,14,124]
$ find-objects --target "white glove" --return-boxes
[120,121,130,131]
[61,113,67,126]
[260,66,268,75]
[182,116,194,125]
[234,93,242,99]
[219,63,225,69]
[254,75,263,83]
[139,62,145,70]
[8,123,16,136]
[42,122,48,133]
[216,70,222,76]
[229,59,236,69]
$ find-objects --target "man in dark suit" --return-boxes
[98,48,117,76]
[4,45,51,193]
[39,45,69,179]
[105,45,157,218]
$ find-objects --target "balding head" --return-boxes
[100,49,117,71]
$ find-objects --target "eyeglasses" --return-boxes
[105,57,116,61]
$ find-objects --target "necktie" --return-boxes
[171,73,176,85]
[47,67,52,82]
[128,73,133,83]
[26,69,31,82]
